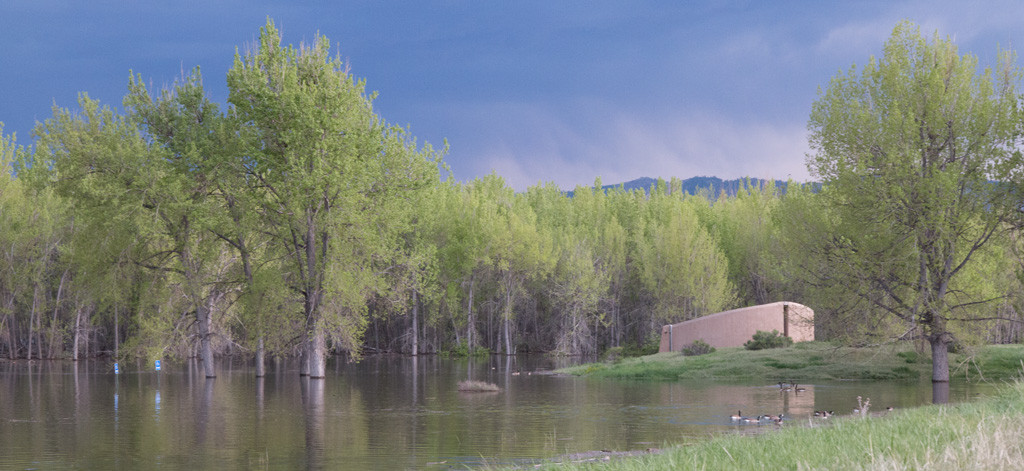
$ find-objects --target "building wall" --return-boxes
[659,302,814,352]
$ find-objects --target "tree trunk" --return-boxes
[35,305,44,359]
[451,314,461,346]
[0,314,9,359]
[27,285,39,360]
[4,294,17,359]
[255,337,266,377]
[610,301,618,346]
[85,319,91,358]
[411,290,419,356]
[503,316,512,356]
[48,269,68,358]
[234,230,264,379]
[930,335,950,382]
[307,328,326,379]
[503,273,513,355]
[114,304,119,358]
[299,343,309,376]
[6,310,16,359]
[487,304,493,351]
[176,217,216,377]
[466,277,475,351]
[72,303,82,361]
[198,303,216,378]
[301,208,326,378]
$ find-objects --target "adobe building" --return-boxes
[659,301,814,352]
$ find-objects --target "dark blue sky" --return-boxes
[2,1,1022,189]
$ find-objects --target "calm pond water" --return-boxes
[0,355,997,470]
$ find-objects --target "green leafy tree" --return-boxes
[375,168,445,356]
[705,180,784,306]
[228,20,440,377]
[7,124,150,362]
[122,70,243,377]
[637,184,734,324]
[426,181,479,351]
[0,130,56,359]
[33,91,229,375]
[527,182,610,355]
[772,182,873,340]
[124,67,291,377]
[807,22,1023,382]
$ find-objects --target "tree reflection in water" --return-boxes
[302,377,326,469]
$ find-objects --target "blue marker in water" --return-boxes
[155,360,161,371]
[114,362,120,375]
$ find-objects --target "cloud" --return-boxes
[815,1,1024,60]
[816,17,896,58]
[450,101,811,191]
[610,113,812,182]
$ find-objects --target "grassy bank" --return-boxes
[532,380,1024,470]
[559,342,1024,382]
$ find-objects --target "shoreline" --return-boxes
[526,342,1024,470]
[523,379,1024,470]
[556,342,1024,383]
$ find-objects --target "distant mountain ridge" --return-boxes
[567,176,789,198]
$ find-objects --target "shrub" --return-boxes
[681,339,716,356]
[744,330,793,350]
[619,334,661,357]
[896,351,922,364]
[602,346,626,363]
[439,342,469,358]
[441,341,489,358]
[891,365,920,379]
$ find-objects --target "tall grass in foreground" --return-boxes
[531,381,1024,470]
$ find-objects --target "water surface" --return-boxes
[0,356,996,469]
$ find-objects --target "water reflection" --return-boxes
[411,355,419,404]
[195,378,213,447]
[933,381,950,404]
[302,377,326,470]
[256,376,265,416]
[0,357,999,470]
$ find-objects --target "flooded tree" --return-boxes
[227,19,440,377]
[807,21,1024,382]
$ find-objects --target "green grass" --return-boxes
[558,342,1024,382]
[532,343,1024,470]
[529,380,1024,470]
[954,344,1024,381]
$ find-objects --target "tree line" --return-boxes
[1,20,1023,381]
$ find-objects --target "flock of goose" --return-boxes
[728,382,894,425]
[729,411,786,425]
[776,381,807,393]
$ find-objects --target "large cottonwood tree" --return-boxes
[34,91,230,377]
[807,22,1023,382]
[228,20,439,378]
